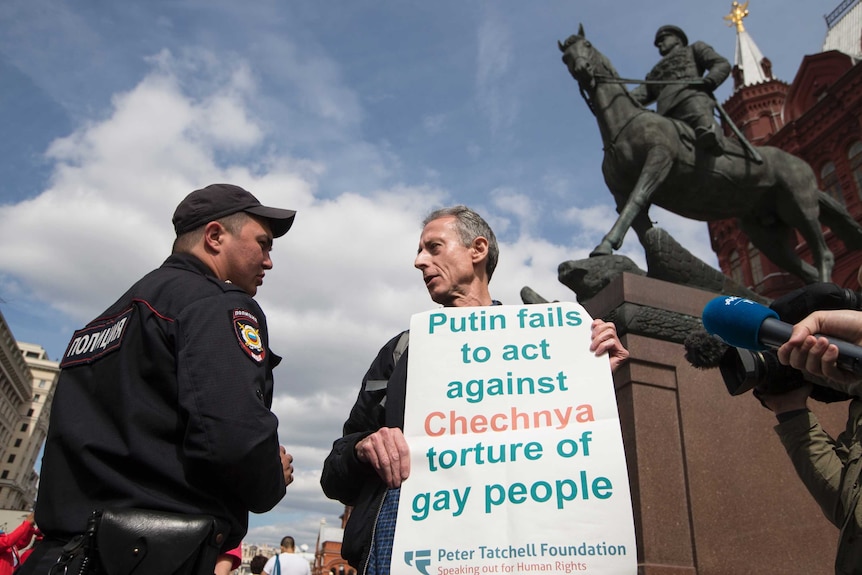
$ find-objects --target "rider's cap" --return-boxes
[654,25,688,47]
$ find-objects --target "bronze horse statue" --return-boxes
[559,25,862,283]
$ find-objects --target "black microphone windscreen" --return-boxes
[684,330,729,369]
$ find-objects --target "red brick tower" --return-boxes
[712,0,862,298]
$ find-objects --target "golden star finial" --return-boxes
[724,0,750,32]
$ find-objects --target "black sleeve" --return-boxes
[177,291,286,513]
[320,332,404,505]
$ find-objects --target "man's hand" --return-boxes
[777,309,862,387]
[280,446,294,487]
[756,383,812,415]
[590,319,630,373]
[356,427,410,488]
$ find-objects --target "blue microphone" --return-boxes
[702,296,862,376]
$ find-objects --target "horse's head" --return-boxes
[558,24,601,90]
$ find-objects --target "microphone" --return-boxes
[702,296,862,376]
[683,330,729,369]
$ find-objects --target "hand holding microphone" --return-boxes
[702,296,862,387]
[777,308,862,386]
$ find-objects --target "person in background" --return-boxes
[262,536,310,575]
[15,527,41,568]
[1,513,36,575]
[249,555,269,575]
[214,543,243,575]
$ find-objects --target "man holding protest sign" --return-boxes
[320,206,629,574]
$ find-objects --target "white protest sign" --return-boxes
[391,302,636,575]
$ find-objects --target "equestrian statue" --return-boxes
[558,24,862,284]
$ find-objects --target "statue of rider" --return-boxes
[631,25,731,154]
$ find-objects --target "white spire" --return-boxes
[734,27,770,86]
[725,1,773,88]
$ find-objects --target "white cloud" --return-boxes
[0,51,297,321]
[559,203,620,236]
[489,188,537,230]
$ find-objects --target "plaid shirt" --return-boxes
[367,488,400,575]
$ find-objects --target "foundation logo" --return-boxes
[404,550,431,575]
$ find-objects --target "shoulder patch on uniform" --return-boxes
[232,309,266,363]
[60,307,134,368]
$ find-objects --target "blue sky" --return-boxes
[0,0,839,548]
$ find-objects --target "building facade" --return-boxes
[312,515,355,575]
[713,0,862,297]
[10,343,59,509]
[0,310,58,511]
[0,311,33,509]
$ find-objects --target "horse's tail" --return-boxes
[818,191,862,250]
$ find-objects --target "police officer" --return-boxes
[19,184,297,574]
[631,25,731,153]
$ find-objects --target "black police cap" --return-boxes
[173,183,297,238]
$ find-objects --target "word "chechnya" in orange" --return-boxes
[424,404,594,436]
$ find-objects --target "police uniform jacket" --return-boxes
[630,41,730,118]
[320,331,409,571]
[775,401,862,574]
[35,252,286,551]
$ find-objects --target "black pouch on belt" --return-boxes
[54,508,227,575]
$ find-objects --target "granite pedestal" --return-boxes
[584,273,847,575]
